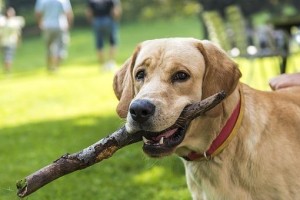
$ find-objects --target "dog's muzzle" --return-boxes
[128,99,187,157]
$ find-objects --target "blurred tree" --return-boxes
[0,0,4,14]
[3,0,300,36]
[6,0,199,24]
[121,0,199,22]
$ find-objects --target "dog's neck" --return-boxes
[182,87,244,161]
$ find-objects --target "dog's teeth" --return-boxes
[143,136,149,144]
[159,137,164,145]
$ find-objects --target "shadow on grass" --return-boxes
[0,114,189,200]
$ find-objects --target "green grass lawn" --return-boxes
[0,17,299,200]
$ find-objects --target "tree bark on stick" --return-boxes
[16,91,226,198]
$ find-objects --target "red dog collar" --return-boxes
[183,90,244,161]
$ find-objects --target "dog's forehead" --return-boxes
[135,38,203,65]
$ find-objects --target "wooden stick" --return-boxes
[16,91,226,198]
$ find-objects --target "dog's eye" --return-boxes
[135,70,145,81]
[172,71,190,82]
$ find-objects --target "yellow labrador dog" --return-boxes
[113,38,300,200]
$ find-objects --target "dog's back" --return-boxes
[242,85,300,198]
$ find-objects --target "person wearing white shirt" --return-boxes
[0,7,25,73]
[35,0,73,72]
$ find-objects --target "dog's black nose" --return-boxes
[129,99,155,123]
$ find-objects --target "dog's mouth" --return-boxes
[141,123,189,157]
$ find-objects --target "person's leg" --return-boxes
[3,46,15,73]
[106,19,119,70]
[97,48,105,65]
[105,45,116,70]
[110,19,118,59]
[58,30,70,62]
[4,59,12,73]
[47,54,59,72]
[44,29,57,71]
[92,17,105,65]
[48,29,63,71]
[108,45,116,61]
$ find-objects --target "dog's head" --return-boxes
[113,38,241,157]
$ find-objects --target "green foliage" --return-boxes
[8,0,201,31]
[6,0,300,32]
[123,0,200,22]
[0,59,191,200]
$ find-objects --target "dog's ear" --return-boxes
[113,46,140,118]
[197,40,242,116]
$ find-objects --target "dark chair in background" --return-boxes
[201,5,289,75]
[202,11,231,52]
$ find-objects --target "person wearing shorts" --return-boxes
[86,0,122,71]
[43,28,69,63]
[0,7,25,73]
[2,46,15,70]
[35,0,73,72]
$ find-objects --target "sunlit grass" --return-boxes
[0,66,117,127]
[0,64,190,199]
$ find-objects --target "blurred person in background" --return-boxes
[86,0,122,71]
[0,7,25,73]
[35,0,73,72]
